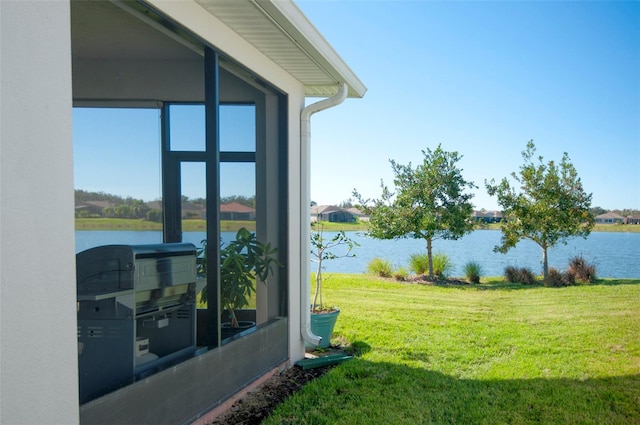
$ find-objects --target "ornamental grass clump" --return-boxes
[393,266,409,281]
[568,255,596,283]
[408,253,429,275]
[367,257,393,278]
[432,253,452,278]
[504,266,536,285]
[544,267,575,287]
[464,261,482,283]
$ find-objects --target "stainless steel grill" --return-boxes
[77,243,197,404]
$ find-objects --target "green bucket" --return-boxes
[308,309,340,348]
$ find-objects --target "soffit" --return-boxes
[195,0,366,98]
[71,0,366,98]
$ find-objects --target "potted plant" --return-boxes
[198,227,280,338]
[309,224,359,347]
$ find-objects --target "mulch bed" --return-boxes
[208,363,334,424]
[404,274,472,285]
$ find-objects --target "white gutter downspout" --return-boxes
[300,83,349,346]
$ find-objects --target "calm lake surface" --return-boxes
[76,230,640,279]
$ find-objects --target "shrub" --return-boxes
[393,266,409,281]
[504,266,536,284]
[464,261,482,283]
[408,253,429,275]
[432,253,452,278]
[545,267,576,287]
[564,269,576,286]
[517,267,536,285]
[545,268,563,287]
[568,255,596,283]
[367,257,393,278]
[504,266,518,283]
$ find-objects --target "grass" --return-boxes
[311,221,368,231]
[480,222,640,233]
[77,218,640,233]
[265,276,640,424]
[75,218,254,231]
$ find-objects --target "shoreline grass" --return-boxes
[265,275,640,424]
[77,218,640,233]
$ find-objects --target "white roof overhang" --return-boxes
[195,0,366,98]
[71,0,366,99]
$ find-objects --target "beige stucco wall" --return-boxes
[0,1,79,424]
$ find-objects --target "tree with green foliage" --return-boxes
[354,145,476,278]
[485,140,594,280]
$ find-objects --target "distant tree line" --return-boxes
[75,189,131,205]
[75,190,256,221]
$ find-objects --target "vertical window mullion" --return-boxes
[205,46,221,348]
[161,103,182,243]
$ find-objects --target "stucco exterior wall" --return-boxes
[1,1,79,424]
[1,1,314,422]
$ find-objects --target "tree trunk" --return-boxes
[542,244,549,280]
[312,247,323,310]
[229,308,238,328]
[427,237,434,278]
[313,262,322,310]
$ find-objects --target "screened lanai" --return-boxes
[1,1,365,424]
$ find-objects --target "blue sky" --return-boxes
[74,1,639,211]
[298,0,640,210]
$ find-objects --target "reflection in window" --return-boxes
[177,161,206,278]
[221,162,256,220]
[73,108,162,252]
[220,104,255,152]
[219,161,258,340]
[169,104,205,151]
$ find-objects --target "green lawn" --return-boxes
[266,276,640,424]
[479,222,640,233]
[75,218,254,232]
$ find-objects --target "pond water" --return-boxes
[76,229,640,279]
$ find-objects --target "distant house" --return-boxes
[595,212,625,224]
[220,202,256,220]
[472,210,503,223]
[182,202,205,219]
[147,201,254,219]
[346,207,369,222]
[625,215,640,225]
[311,205,366,223]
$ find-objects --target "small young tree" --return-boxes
[485,140,594,280]
[310,225,358,311]
[354,144,476,278]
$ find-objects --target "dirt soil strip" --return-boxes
[206,364,333,424]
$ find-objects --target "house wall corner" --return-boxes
[1,1,79,423]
